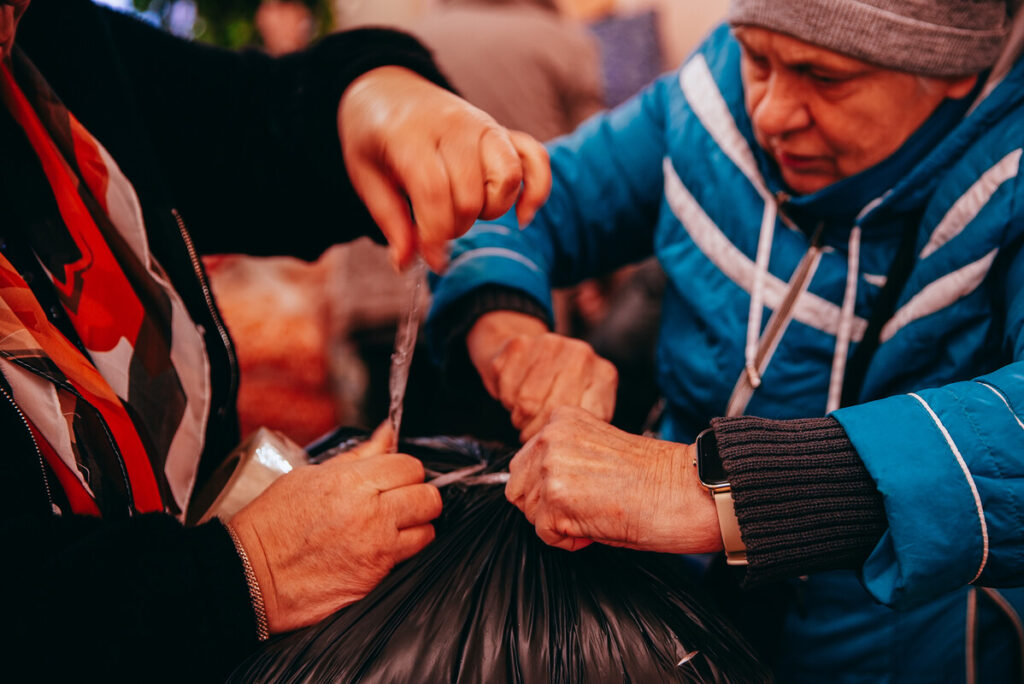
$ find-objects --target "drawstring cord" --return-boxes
[746,201,778,388]
[827,227,862,412]
[735,191,872,416]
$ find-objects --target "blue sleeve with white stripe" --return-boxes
[427,74,671,334]
[833,235,1024,609]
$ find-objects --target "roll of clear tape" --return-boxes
[187,427,310,526]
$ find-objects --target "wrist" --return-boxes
[467,310,548,391]
[224,519,271,641]
[226,515,280,636]
[693,429,747,565]
[633,437,721,554]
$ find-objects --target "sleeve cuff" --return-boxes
[429,284,551,385]
[710,415,888,587]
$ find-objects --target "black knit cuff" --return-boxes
[427,285,551,385]
[710,415,888,587]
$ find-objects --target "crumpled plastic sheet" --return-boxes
[230,433,770,683]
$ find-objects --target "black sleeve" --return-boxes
[17,0,451,260]
[711,415,889,587]
[426,284,552,382]
[100,11,451,259]
[0,513,258,683]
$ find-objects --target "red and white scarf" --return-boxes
[0,52,210,519]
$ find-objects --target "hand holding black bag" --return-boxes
[230,432,770,683]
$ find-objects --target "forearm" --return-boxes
[711,415,888,587]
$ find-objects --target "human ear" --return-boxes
[943,74,979,100]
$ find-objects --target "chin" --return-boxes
[780,171,834,196]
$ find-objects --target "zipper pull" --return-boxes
[745,362,762,389]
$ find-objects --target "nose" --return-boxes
[751,72,811,138]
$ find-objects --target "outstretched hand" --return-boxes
[228,423,442,634]
[506,407,721,554]
[339,66,551,272]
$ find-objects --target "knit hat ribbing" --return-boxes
[727,0,1011,76]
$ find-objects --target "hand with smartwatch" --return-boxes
[505,406,733,556]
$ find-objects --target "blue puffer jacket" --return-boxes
[429,23,1024,682]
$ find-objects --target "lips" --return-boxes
[776,150,827,171]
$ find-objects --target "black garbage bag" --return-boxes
[231,433,770,683]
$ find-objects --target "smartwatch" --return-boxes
[695,428,748,566]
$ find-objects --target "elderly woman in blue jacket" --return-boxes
[429,0,1024,679]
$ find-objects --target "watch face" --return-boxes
[696,429,728,486]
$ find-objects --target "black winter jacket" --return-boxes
[0,1,448,680]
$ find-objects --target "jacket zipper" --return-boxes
[0,382,55,512]
[171,208,239,403]
[7,356,136,513]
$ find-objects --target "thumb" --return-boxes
[329,422,397,464]
[367,420,397,453]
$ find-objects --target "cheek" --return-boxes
[811,109,875,172]
[744,83,767,138]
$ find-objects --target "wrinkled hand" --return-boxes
[467,310,617,442]
[339,66,552,272]
[228,424,442,634]
[506,407,721,554]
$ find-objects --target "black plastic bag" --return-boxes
[231,433,770,683]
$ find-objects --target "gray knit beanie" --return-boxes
[728,0,1012,76]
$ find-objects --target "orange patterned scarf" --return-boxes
[0,53,210,518]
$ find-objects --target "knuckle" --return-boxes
[516,387,543,412]
[542,476,568,503]
[421,180,448,208]
[453,193,484,225]
[500,335,527,359]
[600,360,619,384]
[495,166,523,197]
[549,404,578,422]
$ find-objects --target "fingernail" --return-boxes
[425,244,449,273]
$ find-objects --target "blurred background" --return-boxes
[98,0,725,70]
[95,0,727,446]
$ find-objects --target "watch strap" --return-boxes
[711,488,748,566]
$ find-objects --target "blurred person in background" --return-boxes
[0,0,549,680]
[255,0,314,55]
[409,0,604,143]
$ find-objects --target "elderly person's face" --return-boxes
[735,26,978,195]
[0,0,29,63]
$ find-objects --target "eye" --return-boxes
[807,70,851,87]
[742,51,771,77]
